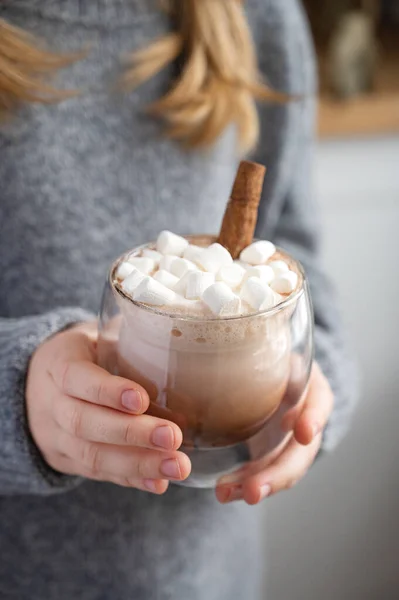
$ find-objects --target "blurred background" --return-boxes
[264,1,399,598]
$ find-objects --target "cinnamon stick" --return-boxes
[217,161,266,259]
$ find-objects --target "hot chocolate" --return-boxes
[97,162,313,486]
[111,235,299,448]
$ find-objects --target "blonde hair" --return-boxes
[0,0,284,151]
[0,19,78,118]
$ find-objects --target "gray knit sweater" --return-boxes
[0,1,357,599]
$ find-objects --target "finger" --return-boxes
[216,484,243,504]
[216,435,321,505]
[52,358,150,415]
[62,436,191,482]
[294,365,334,446]
[54,396,183,450]
[242,435,321,505]
[280,394,307,433]
[69,320,98,340]
[55,455,170,495]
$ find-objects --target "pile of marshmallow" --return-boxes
[115,231,298,317]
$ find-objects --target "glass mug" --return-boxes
[97,236,314,488]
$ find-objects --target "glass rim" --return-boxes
[109,239,307,323]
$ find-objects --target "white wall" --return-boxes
[265,136,399,600]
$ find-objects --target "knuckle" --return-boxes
[78,460,103,481]
[123,421,140,446]
[51,395,64,428]
[58,360,72,393]
[82,442,102,475]
[137,455,151,479]
[95,381,106,405]
[68,406,83,438]
[121,476,137,488]
[53,397,81,437]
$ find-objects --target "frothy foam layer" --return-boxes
[113,234,302,319]
[117,298,293,348]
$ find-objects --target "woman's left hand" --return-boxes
[215,362,334,505]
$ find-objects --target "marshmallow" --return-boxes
[240,277,276,311]
[133,277,177,306]
[115,261,136,281]
[186,271,215,300]
[270,271,298,294]
[183,244,204,263]
[153,269,180,290]
[173,271,192,296]
[156,231,188,256]
[202,282,241,317]
[121,268,146,295]
[217,264,246,289]
[269,260,289,277]
[159,255,178,273]
[234,259,251,270]
[127,256,156,275]
[196,243,233,273]
[240,241,276,265]
[244,265,274,285]
[142,248,162,264]
[170,257,198,278]
[172,296,205,314]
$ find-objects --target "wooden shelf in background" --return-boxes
[318,92,399,138]
[316,27,399,139]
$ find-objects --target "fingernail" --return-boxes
[225,485,243,504]
[143,479,158,493]
[259,484,271,501]
[121,390,142,413]
[152,426,174,450]
[161,458,181,479]
[218,467,247,487]
[217,487,232,503]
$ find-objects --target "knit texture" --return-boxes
[0,1,357,598]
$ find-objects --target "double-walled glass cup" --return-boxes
[97,236,314,488]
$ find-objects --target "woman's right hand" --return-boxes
[26,321,191,494]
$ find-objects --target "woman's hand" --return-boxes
[26,322,191,494]
[215,362,333,505]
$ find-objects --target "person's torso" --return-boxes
[0,1,307,598]
[0,0,305,318]
[0,0,271,318]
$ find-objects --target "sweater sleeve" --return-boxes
[0,307,94,496]
[252,1,359,451]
